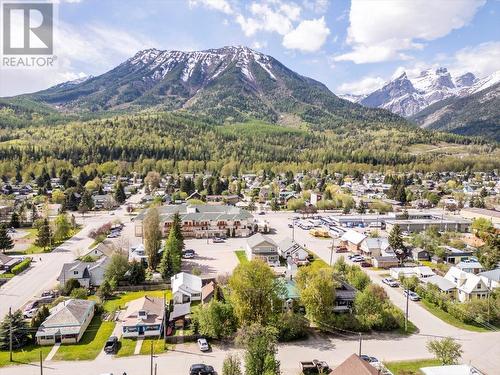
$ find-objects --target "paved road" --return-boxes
[0,193,144,320]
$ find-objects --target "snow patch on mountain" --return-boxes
[355,67,499,117]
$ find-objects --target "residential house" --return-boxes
[246,233,279,266]
[36,299,95,345]
[57,257,109,288]
[334,281,357,313]
[359,237,391,258]
[277,237,308,261]
[129,244,162,264]
[330,354,379,375]
[171,272,202,304]
[122,296,165,338]
[340,230,367,252]
[390,266,435,280]
[201,281,216,304]
[444,267,490,302]
[411,248,431,261]
[310,192,323,206]
[372,256,399,269]
[0,253,21,272]
[169,302,191,327]
[420,275,457,297]
[456,260,483,274]
[92,194,116,210]
[440,246,474,264]
[479,268,500,289]
[81,242,115,259]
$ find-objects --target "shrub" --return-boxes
[11,258,31,275]
[70,287,88,299]
[62,278,81,296]
[275,312,308,342]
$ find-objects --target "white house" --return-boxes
[359,237,391,258]
[444,266,490,302]
[479,268,500,289]
[121,296,165,338]
[171,272,202,304]
[456,260,484,274]
[390,266,435,280]
[246,233,279,266]
[420,275,457,296]
[57,256,110,288]
[36,299,95,345]
[277,237,308,261]
[340,230,366,252]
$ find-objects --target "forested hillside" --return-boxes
[0,112,497,179]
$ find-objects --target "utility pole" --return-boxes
[163,292,167,345]
[405,287,409,332]
[150,340,154,375]
[358,333,362,356]
[154,363,157,375]
[40,349,43,375]
[329,237,334,266]
[9,307,13,362]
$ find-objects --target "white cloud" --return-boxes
[450,41,500,77]
[236,1,301,36]
[251,40,268,49]
[188,0,233,14]
[336,76,385,95]
[302,0,329,14]
[335,0,485,63]
[282,17,330,52]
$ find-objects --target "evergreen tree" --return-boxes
[389,224,406,264]
[0,225,14,253]
[128,260,146,285]
[78,190,94,214]
[0,310,30,349]
[9,212,20,228]
[143,207,162,269]
[114,181,126,204]
[35,218,52,250]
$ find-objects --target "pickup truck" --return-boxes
[103,336,118,354]
[300,359,331,374]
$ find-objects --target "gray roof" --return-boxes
[277,237,305,252]
[421,275,456,292]
[170,303,191,321]
[36,299,95,337]
[247,233,277,249]
[335,281,357,301]
[479,268,500,282]
[135,204,252,222]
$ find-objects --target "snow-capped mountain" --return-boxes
[352,67,499,118]
[26,46,398,125]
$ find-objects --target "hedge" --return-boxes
[12,258,31,275]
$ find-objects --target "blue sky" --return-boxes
[1,0,499,96]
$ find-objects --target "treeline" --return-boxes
[0,112,498,177]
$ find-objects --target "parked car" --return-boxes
[189,364,215,375]
[351,256,365,262]
[382,277,399,287]
[182,249,196,259]
[258,211,266,215]
[212,237,224,243]
[104,336,118,354]
[336,246,348,253]
[197,338,210,352]
[288,223,294,228]
[360,261,371,268]
[404,290,421,301]
[23,301,39,317]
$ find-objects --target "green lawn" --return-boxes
[116,338,137,357]
[0,345,51,367]
[95,289,172,313]
[234,250,248,263]
[22,228,81,254]
[396,319,418,335]
[420,299,489,332]
[22,228,38,240]
[139,337,172,355]
[385,359,441,374]
[53,317,115,361]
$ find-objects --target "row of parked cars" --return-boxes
[382,277,421,301]
[107,224,124,239]
[23,290,58,318]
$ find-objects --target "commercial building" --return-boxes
[134,204,254,239]
[385,216,471,234]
